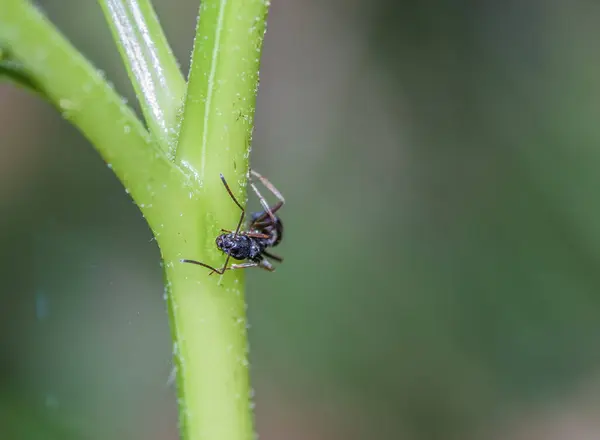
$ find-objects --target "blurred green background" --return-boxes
[4,0,600,439]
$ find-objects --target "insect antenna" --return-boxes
[180,259,221,273]
[211,174,246,276]
[219,173,244,211]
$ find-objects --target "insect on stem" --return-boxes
[181,170,285,275]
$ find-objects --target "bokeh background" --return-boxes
[4,0,600,439]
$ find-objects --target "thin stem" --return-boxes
[98,0,186,156]
[0,0,187,226]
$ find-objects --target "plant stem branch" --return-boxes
[98,0,186,156]
[0,2,271,440]
[0,0,186,221]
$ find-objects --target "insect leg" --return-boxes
[248,182,277,224]
[228,259,275,272]
[220,262,260,271]
[248,169,285,225]
[257,258,276,272]
[250,201,284,226]
[220,228,270,239]
[250,169,285,203]
[242,232,271,239]
[212,258,276,272]
[262,250,283,263]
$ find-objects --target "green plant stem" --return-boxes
[176,0,269,182]
[167,0,270,438]
[98,0,186,156]
[0,0,183,214]
[0,1,270,439]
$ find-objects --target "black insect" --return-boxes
[181,169,284,274]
